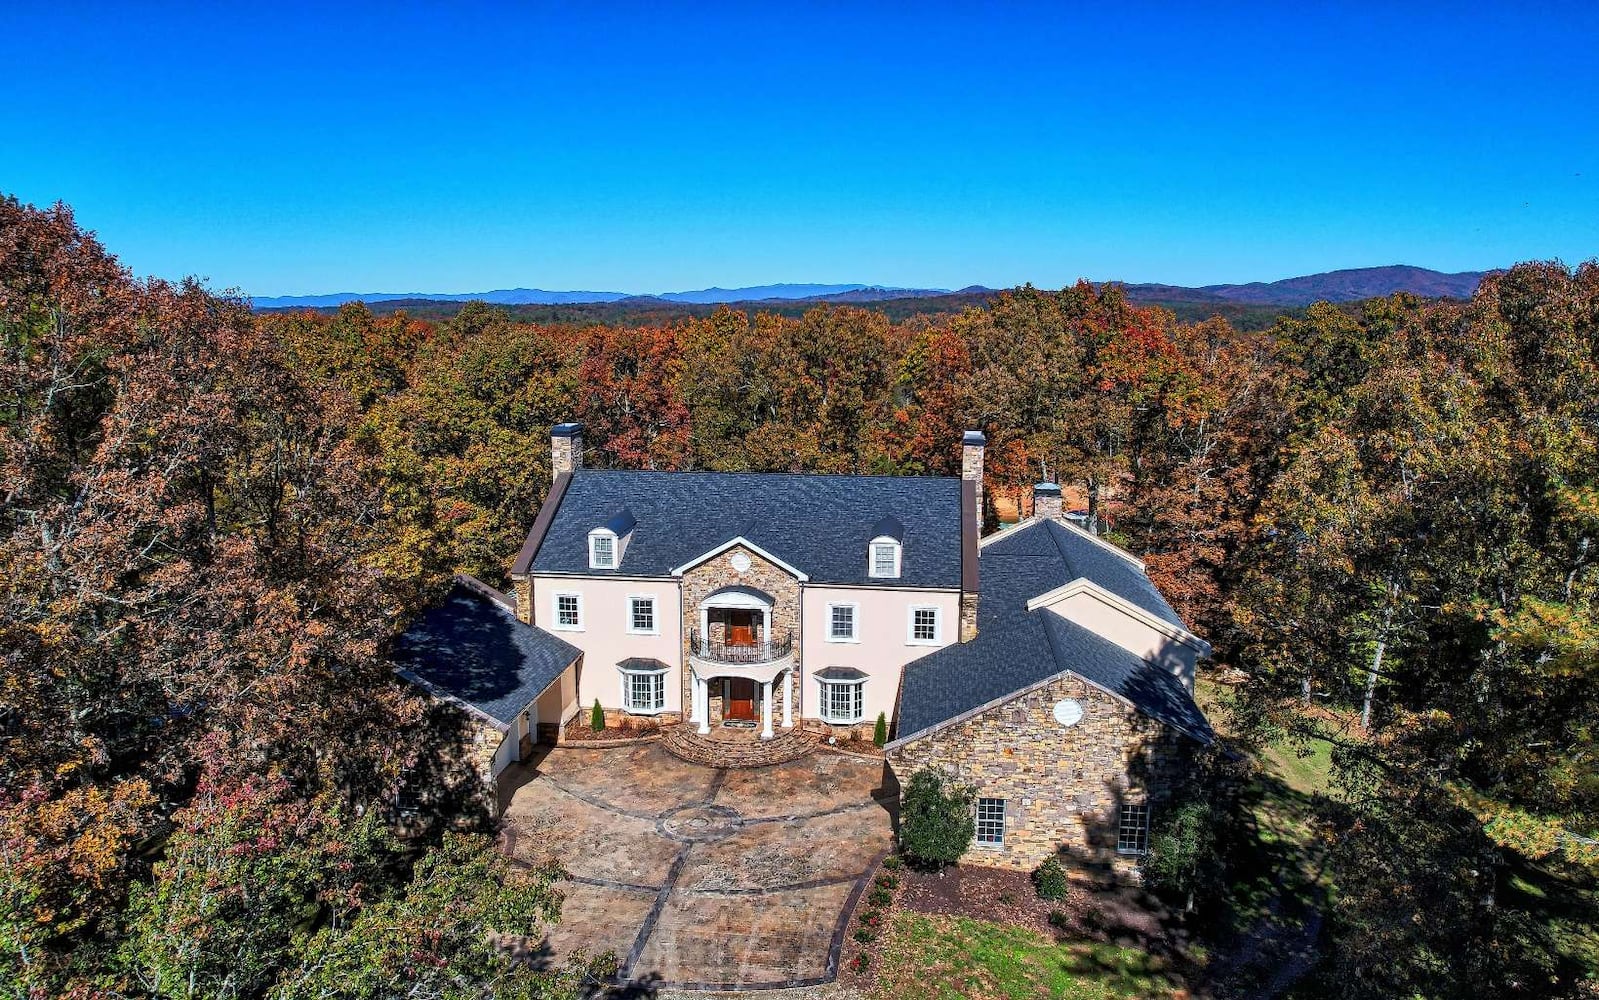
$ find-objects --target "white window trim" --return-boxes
[825,601,861,643]
[975,796,1006,848]
[867,536,902,579]
[817,677,866,724]
[618,663,670,715]
[550,590,584,632]
[588,529,617,570]
[626,594,659,635]
[906,604,942,646]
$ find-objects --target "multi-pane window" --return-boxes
[909,606,940,644]
[819,679,865,723]
[554,593,581,629]
[829,603,857,641]
[589,533,615,569]
[870,540,900,578]
[629,596,656,633]
[1117,803,1150,855]
[621,667,666,713]
[976,797,1006,846]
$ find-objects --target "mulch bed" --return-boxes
[898,862,1184,954]
[560,718,661,743]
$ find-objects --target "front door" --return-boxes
[727,610,757,647]
[725,678,756,721]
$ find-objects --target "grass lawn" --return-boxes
[870,911,1183,1000]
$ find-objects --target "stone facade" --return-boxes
[887,672,1194,872]
[678,543,802,725]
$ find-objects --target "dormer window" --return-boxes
[589,531,616,569]
[869,538,901,579]
[588,508,636,571]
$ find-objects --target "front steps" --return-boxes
[659,723,818,768]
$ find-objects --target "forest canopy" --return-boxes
[3,195,1597,998]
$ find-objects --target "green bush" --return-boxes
[1032,856,1069,901]
[898,769,974,868]
[1141,799,1221,913]
[873,712,888,747]
[881,854,903,871]
[867,886,893,907]
[590,699,604,732]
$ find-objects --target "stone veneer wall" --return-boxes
[679,544,801,725]
[887,672,1194,872]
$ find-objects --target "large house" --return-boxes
[394,422,1214,868]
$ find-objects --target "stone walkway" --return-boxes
[498,742,895,991]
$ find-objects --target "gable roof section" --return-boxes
[891,519,1213,746]
[392,576,581,729]
[528,469,963,588]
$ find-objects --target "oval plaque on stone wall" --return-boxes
[1052,699,1084,728]
[730,552,752,574]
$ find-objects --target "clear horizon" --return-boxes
[5,3,1596,297]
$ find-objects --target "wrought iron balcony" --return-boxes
[689,628,794,665]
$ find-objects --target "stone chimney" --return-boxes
[959,430,986,642]
[961,430,986,540]
[551,422,583,479]
[1033,481,1062,521]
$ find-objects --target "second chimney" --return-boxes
[1033,481,1062,521]
[961,430,986,539]
[551,422,583,479]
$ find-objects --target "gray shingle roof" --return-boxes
[895,519,1212,744]
[528,469,963,588]
[1039,520,1186,628]
[392,579,581,728]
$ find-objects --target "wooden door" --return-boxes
[727,610,757,647]
[725,678,756,720]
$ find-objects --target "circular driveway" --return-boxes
[498,742,895,991]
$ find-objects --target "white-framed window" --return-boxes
[619,664,668,713]
[976,797,1006,846]
[588,530,616,570]
[627,595,657,634]
[551,591,583,631]
[868,537,901,579]
[1117,802,1150,855]
[818,678,865,723]
[826,602,859,642]
[907,605,942,645]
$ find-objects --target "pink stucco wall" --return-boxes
[800,586,961,725]
[529,574,684,714]
[1048,590,1199,688]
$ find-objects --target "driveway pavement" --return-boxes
[498,742,895,991]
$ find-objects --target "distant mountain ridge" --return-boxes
[250,266,1489,311]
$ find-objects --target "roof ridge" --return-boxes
[1050,517,1146,570]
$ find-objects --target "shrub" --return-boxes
[1048,909,1071,931]
[860,910,882,927]
[881,854,903,871]
[850,952,870,972]
[875,873,899,890]
[590,699,604,732]
[898,770,974,868]
[853,927,876,943]
[867,886,893,907]
[1141,798,1222,913]
[873,712,888,747]
[1032,856,1069,901]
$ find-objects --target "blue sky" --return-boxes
[4,2,1596,295]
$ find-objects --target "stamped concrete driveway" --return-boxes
[497,742,895,991]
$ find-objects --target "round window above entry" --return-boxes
[1052,699,1084,727]
[730,552,752,573]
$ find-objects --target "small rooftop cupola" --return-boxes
[1033,481,1063,521]
[868,515,904,579]
[588,507,635,570]
[551,422,583,479]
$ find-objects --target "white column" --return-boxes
[782,669,792,729]
[760,678,774,740]
[695,674,710,735]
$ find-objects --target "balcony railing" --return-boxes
[689,628,794,665]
